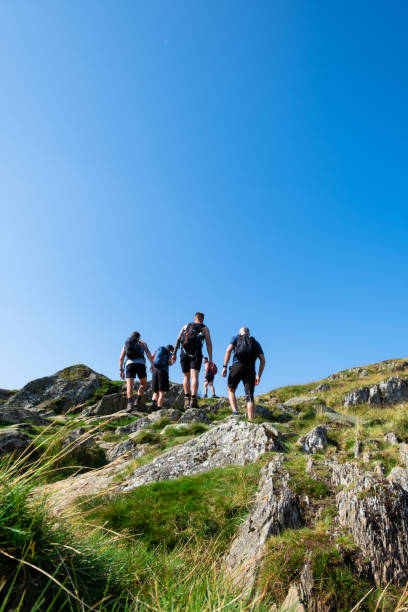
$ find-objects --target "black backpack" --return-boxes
[234,335,258,363]
[182,323,205,355]
[125,336,144,360]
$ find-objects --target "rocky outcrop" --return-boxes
[107,439,148,462]
[336,471,408,584]
[344,376,408,408]
[0,426,30,455]
[62,428,96,449]
[284,396,318,407]
[0,405,46,425]
[124,418,286,491]
[148,408,182,425]
[400,443,408,467]
[0,389,16,404]
[388,467,408,492]
[116,416,151,436]
[384,432,399,445]
[225,456,303,590]
[178,408,210,424]
[297,426,327,454]
[82,392,125,416]
[314,383,329,392]
[5,365,107,412]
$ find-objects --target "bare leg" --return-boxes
[152,392,159,403]
[191,369,199,397]
[204,381,208,397]
[138,377,147,397]
[158,391,166,408]
[247,400,255,421]
[210,382,216,397]
[183,373,191,395]
[228,388,238,413]
[126,378,134,400]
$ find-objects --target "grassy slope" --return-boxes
[3,358,408,610]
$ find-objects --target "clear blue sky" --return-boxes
[1,1,407,395]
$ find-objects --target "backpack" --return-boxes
[153,346,170,369]
[182,323,205,355]
[125,336,144,360]
[209,363,218,375]
[234,335,258,363]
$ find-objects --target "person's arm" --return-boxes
[173,325,186,358]
[142,342,155,367]
[119,346,126,380]
[203,327,213,363]
[222,344,234,377]
[255,354,266,386]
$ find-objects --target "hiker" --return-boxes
[173,312,213,409]
[151,345,175,410]
[119,331,155,412]
[222,327,265,421]
[203,357,217,398]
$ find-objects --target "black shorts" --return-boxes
[180,353,203,373]
[125,363,147,380]
[152,368,169,392]
[205,373,214,383]
[228,362,256,397]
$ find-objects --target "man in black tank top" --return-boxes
[173,311,214,409]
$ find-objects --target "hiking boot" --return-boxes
[184,396,191,410]
[125,404,133,413]
[134,395,143,410]
[190,397,198,409]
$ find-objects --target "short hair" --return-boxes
[239,326,250,336]
[166,344,174,352]
[195,312,204,322]
[131,331,141,339]
[203,356,208,361]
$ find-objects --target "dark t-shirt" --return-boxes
[230,335,263,364]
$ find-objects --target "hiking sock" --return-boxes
[190,396,198,408]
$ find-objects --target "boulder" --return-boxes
[283,396,318,407]
[160,423,190,435]
[388,467,408,492]
[254,404,274,420]
[336,472,408,584]
[400,443,408,467]
[0,426,30,455]
[62,428,96,449]
[148,408,182,425]
[83,392,125,416]
[116,417,151,436]
[107,439,148,462]
[297,426,327,454]
[5,365,108,412]
[224,456,303,589]
[384,432,399,445]
[320,405,357,426]
[343,377,408,408]
[178,408,210,424]
[314,383,329,392]
[0,406,46,425]
[124,418,286,491]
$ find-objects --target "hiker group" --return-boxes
[118,312,265,420]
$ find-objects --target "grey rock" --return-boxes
[224,456,303,590]
[62,428,96,449]
[384,432,399,445]
[0,426,31,456]
[160,423,190,435]
[254,404,274,420]
[326,459,363,487]
[200,400,226,414]
[276,403,298,416]
[148,408,182,424]
[84,392,125,416]
[297,425,327,454]
[388,467,408,492]
[354,440,361,458]
[320,404,357,426]
[178,408,210,424]
[284,395,318,407]
[315,383,330,392]
[344,377,408,408]
[400,443,408,467]
[107,439,148,462]
[116,417,151,436]
[5,365,107,412]
[336,472,408,584]
[0,406,46,425]
[124,418,286,491]
[0,389,16,404]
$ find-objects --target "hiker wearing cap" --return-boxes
[222,327,265,421]
[203,357,217,398]
[173,312,213,409]
[151,344,174,410]
[119,331,155,412]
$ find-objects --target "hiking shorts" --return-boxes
[204,373,214,382]
[152,368,169,393]
[228,362,256,397]
[125,363,147,380]
[180,353,203,373]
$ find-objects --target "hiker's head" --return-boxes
[166,345,174,352]
[194,312,204,323]
[131,331,141,340]
[239,327,250,336]
[203,357,209,363]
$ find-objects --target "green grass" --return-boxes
[80,464,261,551]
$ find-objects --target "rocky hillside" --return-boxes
[3,358,408,610]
